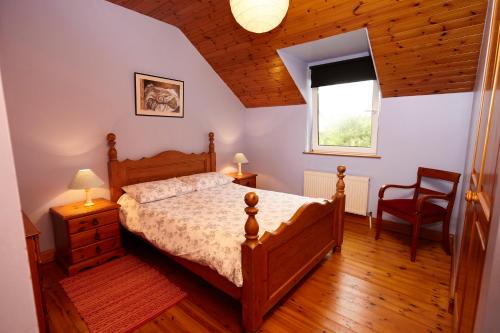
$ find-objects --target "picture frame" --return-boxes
[134,72,184,118]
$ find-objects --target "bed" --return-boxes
[106,132,346,332]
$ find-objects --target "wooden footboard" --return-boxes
[241,166,346,332]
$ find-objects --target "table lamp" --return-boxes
[233,153,248,176]
[69,169,104,206]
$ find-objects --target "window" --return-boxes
[312,80,380,154]
[309,56,380,156]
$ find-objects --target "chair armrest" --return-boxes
[379,183,418,199]
[416,194,451,212]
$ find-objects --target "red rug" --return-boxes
[60,255,187,333]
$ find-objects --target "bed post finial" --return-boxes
[208,132,215,153]
[107,133,117,161]
[208,132,216,171]
[335,165,346,198]
[241,191,263,331]
[334,165,346,251]
[244,192,259,242]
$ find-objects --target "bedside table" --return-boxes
[228,172,257,188]
[50,198,125,275]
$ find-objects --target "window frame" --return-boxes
[311,81,381,156]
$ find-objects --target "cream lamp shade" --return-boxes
[230,0,289,34]
[69,169,104,206]
[233,153,249,176]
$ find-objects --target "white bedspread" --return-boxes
[118,183,322,286]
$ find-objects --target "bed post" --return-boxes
[208,132,216,171]
[334,165,346,252]
[241,192,264,332]
[106,133,120,203]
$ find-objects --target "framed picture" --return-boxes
[134,72,184,118]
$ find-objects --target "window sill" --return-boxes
[303,150,382,159]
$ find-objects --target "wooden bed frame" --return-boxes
[106,132,346,332]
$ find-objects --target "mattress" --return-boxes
[118,182,322,286]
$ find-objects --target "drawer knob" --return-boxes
[94,231,101,241]
[96,245,101,254]
[92,218,99,226]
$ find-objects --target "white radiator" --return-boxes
[304,170,370,216]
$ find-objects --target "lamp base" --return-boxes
[84,188,95,207]
[237,163,243,176]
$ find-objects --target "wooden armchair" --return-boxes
[375,167,461,261]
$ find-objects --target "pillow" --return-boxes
[178,172,233,191]
[122,177,194,204]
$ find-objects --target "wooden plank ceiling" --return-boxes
[109,0,487,108]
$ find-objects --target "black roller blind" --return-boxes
[310,56,377,88]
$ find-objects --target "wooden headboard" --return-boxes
[106,132,216,202]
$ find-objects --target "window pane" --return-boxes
[318,80,375,148]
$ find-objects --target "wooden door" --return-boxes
[454,1,500,331]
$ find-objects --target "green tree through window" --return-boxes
[312,80,379,154]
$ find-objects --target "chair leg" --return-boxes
[442,219,451,255]
[375,206,383,240]
[410,221,420,262]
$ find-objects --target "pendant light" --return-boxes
[230,0,289,34]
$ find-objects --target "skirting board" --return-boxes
[40,249,55,264]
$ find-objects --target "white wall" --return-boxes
[0,66,38,331]
[244,92,473,233]
[0,0,246,251]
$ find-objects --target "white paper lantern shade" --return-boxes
[230,0,290,34]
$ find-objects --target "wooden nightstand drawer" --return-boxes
[70,223,120,248]
[67,249,125,275]
[71,237,120,263]
[68,210,118,234]
[51,198,125,275]
[228,172,257,188]
[238,177,256,188]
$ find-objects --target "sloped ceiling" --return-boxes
[109,0,487,108]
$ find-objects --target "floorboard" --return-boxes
[42,215,452,332]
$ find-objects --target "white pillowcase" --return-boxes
[122,177,195,204]
[178,172,233,191]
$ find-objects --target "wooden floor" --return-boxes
[43,215,452,332]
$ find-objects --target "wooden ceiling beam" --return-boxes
[381,67,478,82]
[381,78,476,90]
[370,14,485,44]
[377,50,480,69]
[378,60,479,77]
[384,81,475,96]
[372,35,483,58]
[372,24,484,53]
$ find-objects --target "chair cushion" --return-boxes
[380,199,446,217]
